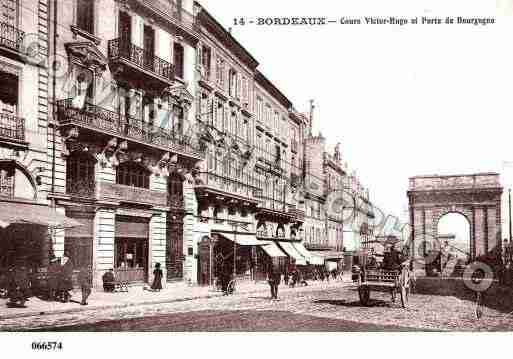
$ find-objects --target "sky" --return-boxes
[199,0,513,234]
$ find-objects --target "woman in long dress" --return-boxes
[150,263,163,292]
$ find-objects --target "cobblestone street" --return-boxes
[2,281,513,331]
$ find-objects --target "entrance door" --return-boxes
[166,212,184,281]
[197,237,211,286]
[166,172,184,282]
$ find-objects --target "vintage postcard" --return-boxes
[0,0,512,356]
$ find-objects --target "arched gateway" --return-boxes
[408,173,503,264]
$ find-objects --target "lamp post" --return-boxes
[508,188,512,243]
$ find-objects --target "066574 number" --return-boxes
[31,342,63,351]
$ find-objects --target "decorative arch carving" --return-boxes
[0,159,38,200]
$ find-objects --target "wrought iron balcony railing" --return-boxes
[108,38,174,82]
[137,0,196,30]
[0,113,25,143]
[0,21,24,53]
[56,99,203,157]
[197,171,262,200]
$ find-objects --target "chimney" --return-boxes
[309,99,315,136]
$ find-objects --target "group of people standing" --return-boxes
[267,265,343,300]
[0,257,92,308]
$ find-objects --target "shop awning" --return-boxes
[278,242,307,265]
[0,202,82,229]
[261,242,287,258]
[215,232,263,246]
[292,242,324,265]
[310,250,346,260]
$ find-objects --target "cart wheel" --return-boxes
[358,286,370,306]
[400,285,409,308]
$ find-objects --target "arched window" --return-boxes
[66,151,96,197]
[116,161,150,189]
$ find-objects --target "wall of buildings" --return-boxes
[0,0,379,286]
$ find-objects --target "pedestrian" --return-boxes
[47,258,60,300]
[267,265,281,300]
[8,262,30,307]
[299,269,308,286]
[102,269,115,292]
[78,265,92,306]
[150,262,163,292]
[58,256,73,302]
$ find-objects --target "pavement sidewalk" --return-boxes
[0,278,352,321]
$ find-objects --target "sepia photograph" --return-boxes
[0,0,512,356]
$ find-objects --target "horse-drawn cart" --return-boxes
[357,263,412,308]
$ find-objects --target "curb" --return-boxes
[0,293,223,321]
[0,281,350,322]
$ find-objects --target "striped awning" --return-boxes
[215,232,263,246]
[261,242,287,258]
[292,242,324,265]
[278,242,307,265]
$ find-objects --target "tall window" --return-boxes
[66,151,96,197]
[118,11,131,41]
[143,25,155,70]
[201,45,211,78]
[174,42,184,79]
[168,172,183,208]
[256,97,263,122]
[215,57,225,87]
[77,0,94,34]
[0,163,14,198]
[0,72,18,115]
[1,0,17,26]
[116,161,150,189]
[229,69,238,97]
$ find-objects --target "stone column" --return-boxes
[94,207,116,288]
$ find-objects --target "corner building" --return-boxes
[49,0,202,287]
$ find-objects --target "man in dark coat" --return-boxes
[268,265,281,300]
[47,259,60,300]
[78,266,92,305]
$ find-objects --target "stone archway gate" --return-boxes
[408,173,503,262]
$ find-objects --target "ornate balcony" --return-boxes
[0,21,24,60]
[56,99,204,159]
[97,181,167,206]
[108,38,174,90]
[136,0,197,33]
[0,113,26,146]
[195,172,262,203]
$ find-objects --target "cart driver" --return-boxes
[382,244,403,270]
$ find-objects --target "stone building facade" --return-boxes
[0,0,378,287]
[48,0,202,287]
[0,0,56,269]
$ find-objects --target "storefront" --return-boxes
[114,215,150,284]
[0,202,81,270]
[196,232,290,285]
